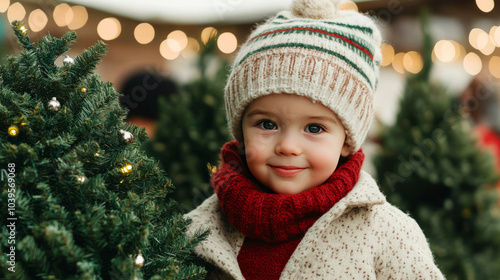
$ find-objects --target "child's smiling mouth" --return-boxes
[269,165,306,176]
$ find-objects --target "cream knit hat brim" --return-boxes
[224,0,382,153]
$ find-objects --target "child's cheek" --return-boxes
[244,134,269,165]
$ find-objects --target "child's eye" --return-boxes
[258,120,277,130]
[305,124,324,134]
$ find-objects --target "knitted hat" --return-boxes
[224,0,382,153]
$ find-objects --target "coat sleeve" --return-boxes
[373,204,445,280]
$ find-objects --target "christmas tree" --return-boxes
[144,38,230,212]
[373,10,500,279]
[0,22,207,279]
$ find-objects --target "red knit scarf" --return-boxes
[211,141,364,280]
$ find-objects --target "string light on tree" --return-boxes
[8,125,19,137]
[76,176,86,184]
[18,116,28,127]
[120,162,134,176]
[134,250,145,268]
[48,97,61,111]
[81,86,88,93]
[18,24,28,34]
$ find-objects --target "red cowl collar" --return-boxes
[211,140,364,243]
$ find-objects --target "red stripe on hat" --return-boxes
[248,27,373,61]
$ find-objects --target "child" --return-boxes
[186,0,445,278]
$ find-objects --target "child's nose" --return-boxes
[275,132,302,156]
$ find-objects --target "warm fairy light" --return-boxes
[453,41,466,61]
[494,26,500,46]
[490,26,500,47]
[469,28,480,49]
[0,0,10,13]
[19,25,27,34]
[217,32,238,54]
[463,52,482,76]
[469,28,487,50]
[120,163,133,175]
[28,9,47,32]
[7,2,25,22]
[489,56,500,79]
[434,40,456,63]
[168,30,188,51]
[476,0,494,12]
[53,3,72,27]
[479,38,495,55]
[201,27,217,44]
[167,39,182,53]
[76,176,86,183]
[338,1,358,11]
[160,39,180,60]
[403,51,423,74]
[380,43,394,67]
[8,126,19,137]
[476,31,490,50]
[134,251,145,268]
[97,17,121,41]
[392,52,405,74]
[134,23,155,44]
[181,37,201,59]
[67,6,88,30]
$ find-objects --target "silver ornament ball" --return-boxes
[120,129,134,143]
[48,97,61,111]
[63,55,74,64]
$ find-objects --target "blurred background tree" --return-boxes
[144,37,231,212]
[373,10,500,280]
[0,22,206,279]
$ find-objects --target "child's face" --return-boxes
[242,94,349,194]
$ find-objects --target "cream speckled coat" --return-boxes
[185,171,445,279]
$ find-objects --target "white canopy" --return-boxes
[64,0,293,24]
[63,0,372,24]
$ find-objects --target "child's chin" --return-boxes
[269,184,312,195]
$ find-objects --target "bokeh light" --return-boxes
[217,32,238,54]
[67,6,88,30]
[381,43,395,67]
[476,0,494,12]
[201,27,217,44]
[28,9,48,32]
[463,52,482,76]
[392,52,405,74]
[134,23,155,44]
[168,30,188,51]
[0,0,10,13]
[53,3,72,27]
[7,2,25,22]
[434,40,456,63]
[97,17,121,41]
[489,56,500,79]
[479,38,495,55]
[181,37,201,59]
[338,1,358,11]
[160,39,180,60]
[494,26,500,46]
[403,51,423,74]
[469,28,485,50]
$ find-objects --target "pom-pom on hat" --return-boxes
[224,0,382,154]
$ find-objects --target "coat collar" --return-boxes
[185,170,385,279]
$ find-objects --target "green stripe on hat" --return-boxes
[247,27,375,64]
[247,24,377,63]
